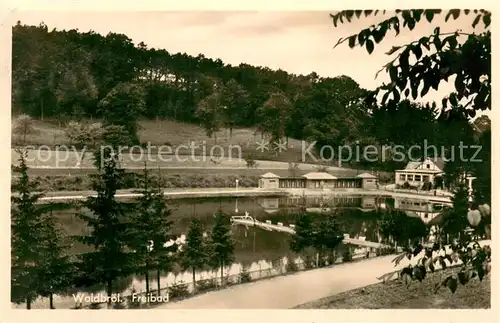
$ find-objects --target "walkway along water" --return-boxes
[230,214,389,249]
[33,187,453,204]
[155,240,491,309]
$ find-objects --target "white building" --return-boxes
[395,157,445,187]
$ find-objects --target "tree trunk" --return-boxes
[145,270,150,295]
[157,268,161,296]
[229,127,233,139]
[26,296,31,310]
[192,267,196,293]
[49,293,55,309]
[107,279,112,309]
[41,97,44,121]
[220,260,224,287]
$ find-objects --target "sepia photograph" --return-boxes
[6,7,492,313]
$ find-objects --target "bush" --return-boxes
[375,247,396,256]
[285,259,299,273]
[304,254,315,269]
[314,165,329,173]
[196,278,217,292]
[342,250,353,262]
[113,301,127,309]
[33,173,260,192]
[89,302,102,309]
[421,181,433,191]
[239,270,252,283]
[402,181,410,189]
[168,281,190,299]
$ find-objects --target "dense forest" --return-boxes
[12,21,490,171]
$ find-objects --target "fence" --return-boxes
[73,251,381,309]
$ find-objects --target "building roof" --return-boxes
[403,157,445,171]
[404,161,422,170]
[426,157,445,170]
[396,169,443,174]
[302,172,337,180]
[260,172,280,178]
[356,172,377,179]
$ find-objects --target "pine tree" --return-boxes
[313,214,343,263]
[37,208,75,309]
[209,210,235,286]
[11,150,47,309]
[290,212,315,253]
[75,147,135,309]
[181,218,208,292]
[128,164,176,296]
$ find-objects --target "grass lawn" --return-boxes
[295,267,490,309]
[12,118,310,163]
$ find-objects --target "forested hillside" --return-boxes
[11,21,489,171]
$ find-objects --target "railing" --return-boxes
[63,252,380,310]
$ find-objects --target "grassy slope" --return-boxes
[12,118,310,163]
[295,267,490,309]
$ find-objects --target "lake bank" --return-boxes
[32,187,452,204]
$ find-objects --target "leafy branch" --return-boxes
[331,9,491,113]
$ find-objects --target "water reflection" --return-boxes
[47,195,444,306]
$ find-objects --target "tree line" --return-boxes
[12,20,490,174]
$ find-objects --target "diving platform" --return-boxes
[230,214,389,249]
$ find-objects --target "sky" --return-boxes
[9,10,488,110]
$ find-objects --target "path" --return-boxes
[230,215,389,249]
[35,188,287,203]
[29,187,452,204]
[156,240,490,309]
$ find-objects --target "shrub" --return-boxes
[375,247,396,256]
[239,269,252,283]
[342,250,353,262]
[304,254,315,269]
[421,181,433,191]
[402,181,411,189]
[168,281,190,299]
[314,165,329,173]
[285,259,299,273]
[113,301,127,309]
[196,278,217,292]
[89,302,102,309]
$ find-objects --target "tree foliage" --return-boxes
[209,210,235,285]
[11,150,72,309]
[331,9,491,116]
[127,164,177,295]
[181,218,210,291]
[74,148,135,308]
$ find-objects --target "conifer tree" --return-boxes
[128,164,176,296]
[210,210,235,286]
[181,218,209,292]
[37,208,75,309]
[11,150,47,309]
[75,147,134,308]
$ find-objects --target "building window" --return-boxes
[426,164,430,169]
[407,175,414,181]
[414,175,421,182]
[423,175,429,182]
[399,174,406,181]
[269,179,277,183]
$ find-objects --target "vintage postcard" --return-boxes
[1,1,496,323]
